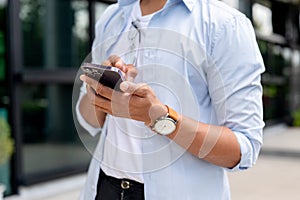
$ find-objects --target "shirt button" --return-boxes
[147,51,151,57]
[145,50,155,59]
[91,184,95,190]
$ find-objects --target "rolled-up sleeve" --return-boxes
[75,82,102,137]
[209,14,265,171]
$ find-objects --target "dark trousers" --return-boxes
[95,169,145,200]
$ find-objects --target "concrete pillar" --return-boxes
[290,51,300,112]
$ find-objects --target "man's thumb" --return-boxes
[120,81,147,97]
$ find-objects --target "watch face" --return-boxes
[153,118,176,135]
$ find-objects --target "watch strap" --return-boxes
[166,105,179,123]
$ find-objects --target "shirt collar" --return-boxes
[118,0,195,12]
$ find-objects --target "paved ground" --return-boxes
[229,125,300,200]
[229,155,300,200]
[5,125,300,200]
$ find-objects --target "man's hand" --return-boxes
[80,75,167,126]
[102,55,138,81]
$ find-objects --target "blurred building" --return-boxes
[0,0,299,197]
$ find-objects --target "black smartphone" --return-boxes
[81,62,125,91]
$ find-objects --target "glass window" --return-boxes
[20,0,90,69]
[0,0,7,105]
[18,0,111,184]
[0,0,11,196]
[0,0,6,81]
[259,40,291,122]
[21,83,97,182]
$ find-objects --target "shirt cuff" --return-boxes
[75,90,102,137]
[226,131,255,172]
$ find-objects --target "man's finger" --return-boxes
[101,55,123,67]
[92,95,112,111]
[102,59,112,66]
[108,55,125,69]
[79,74,99,85]
[125,64,138,81]
[80,75,113,100]
[80,75,100,89]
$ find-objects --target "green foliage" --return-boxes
[0,118,14,165]
[292,109,300,127]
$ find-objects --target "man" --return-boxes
[76,0,265,199]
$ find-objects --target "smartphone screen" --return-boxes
[81,62,125,91]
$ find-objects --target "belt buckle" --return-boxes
[121,180,130,189]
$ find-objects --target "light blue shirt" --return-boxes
[77,0,265,199]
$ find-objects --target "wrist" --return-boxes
[149,105,179,136]
[145,104,168,127]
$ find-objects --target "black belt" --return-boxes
[100,169,144,191]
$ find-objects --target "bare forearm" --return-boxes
[79,94,107,128]
[167,115,241,168]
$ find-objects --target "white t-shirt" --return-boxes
[99,1,156,183]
